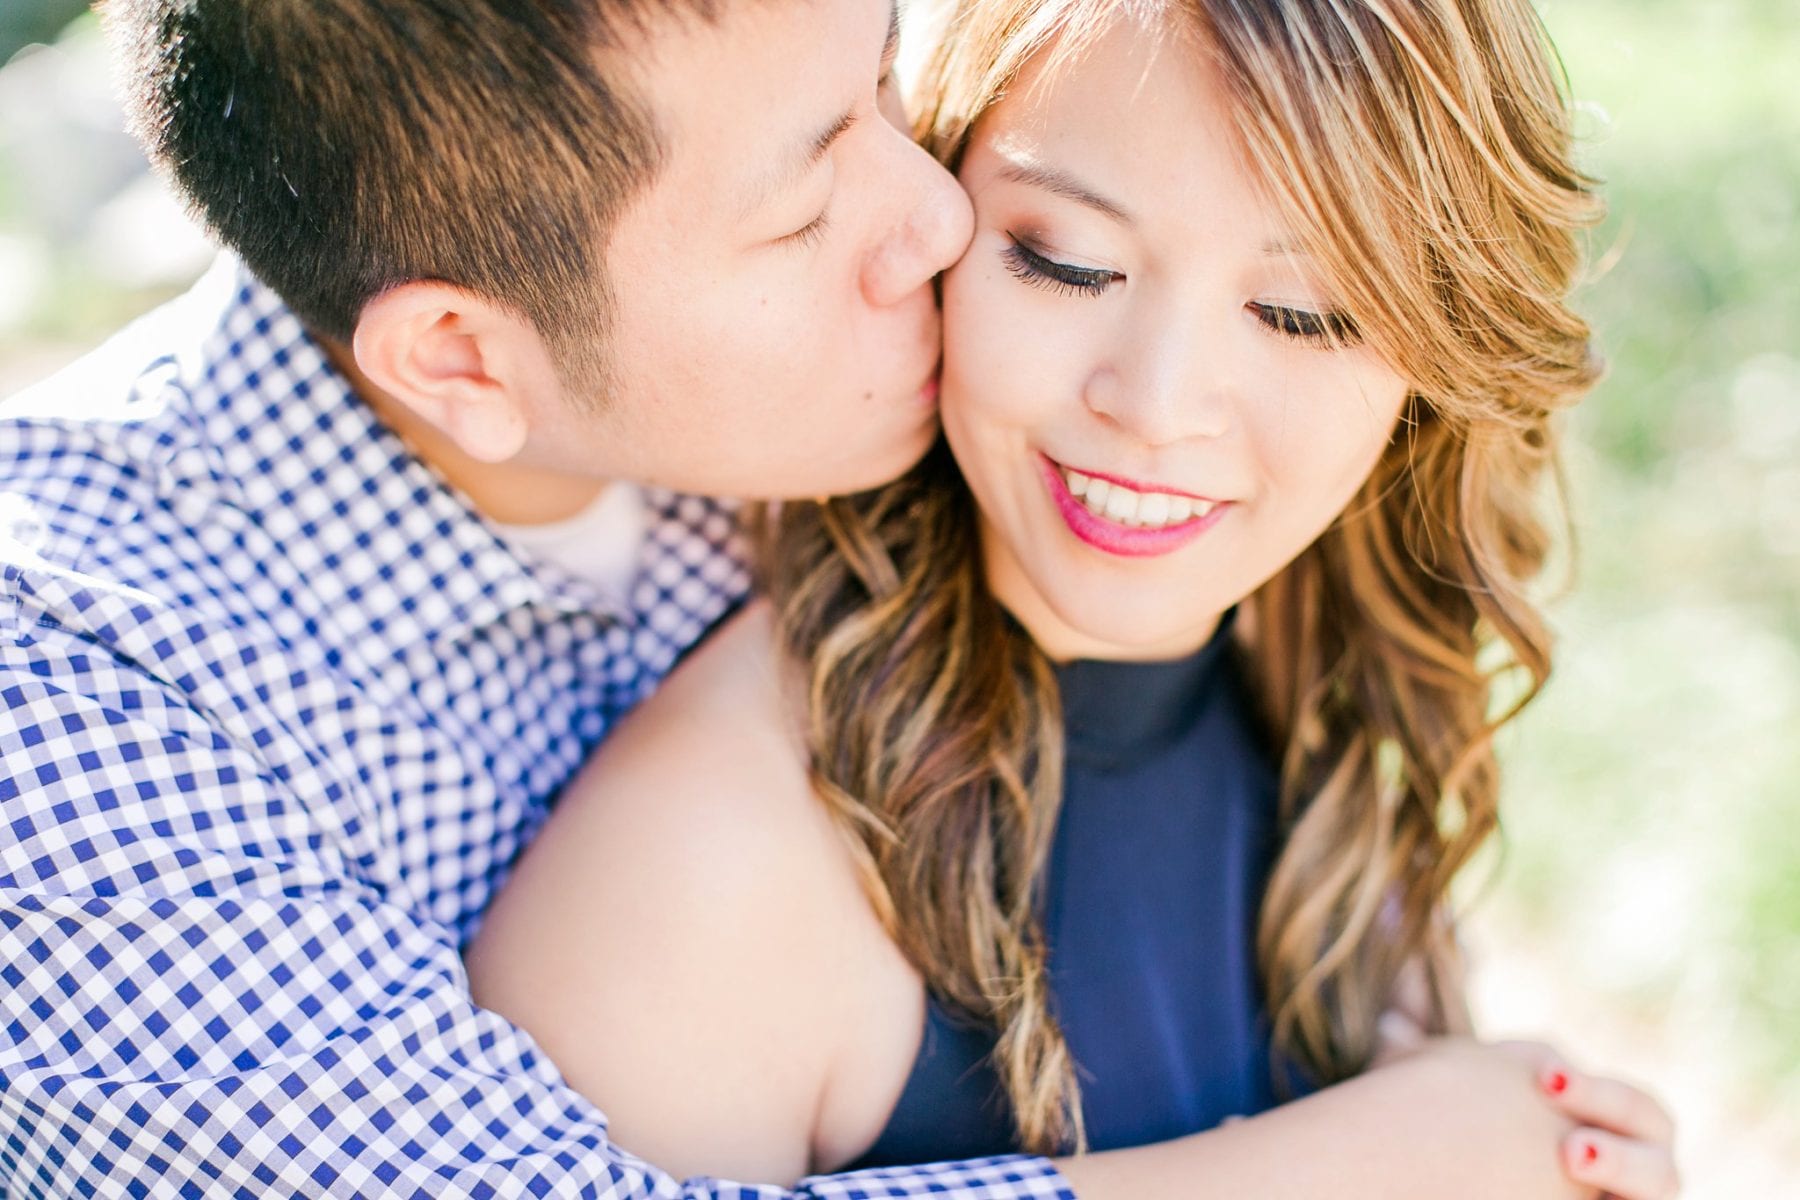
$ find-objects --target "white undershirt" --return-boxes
[489,483,647,610]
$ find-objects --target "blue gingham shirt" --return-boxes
[0,258,1074,1200]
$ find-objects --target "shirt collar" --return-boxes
[192,259,614,654]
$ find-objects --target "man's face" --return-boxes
[541,0,974,499]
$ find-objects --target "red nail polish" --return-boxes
[1544,1070,1568,1095]
[1582,1142,1599,1166]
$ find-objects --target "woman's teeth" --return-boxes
[1062,466,1216,528]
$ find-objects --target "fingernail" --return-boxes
[1543,1069,1568,1095]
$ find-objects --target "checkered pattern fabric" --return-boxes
[0,258,1074,1200]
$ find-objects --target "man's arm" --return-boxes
[1,629,1589,1200]
[0,634,1074,1200]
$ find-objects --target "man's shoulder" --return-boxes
[1,258,242,571]
[3,255,238,431]
[0,263,321,746]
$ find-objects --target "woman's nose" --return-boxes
[1084,322,1236,447]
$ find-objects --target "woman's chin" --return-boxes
[1030,593,1228,664]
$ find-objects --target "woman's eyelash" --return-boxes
[1000,234,1357,346]
[1250,302,1360,345]
[780,211,831,250]
[1003,236,1121,297]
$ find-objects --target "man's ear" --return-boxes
[351,282,551,464]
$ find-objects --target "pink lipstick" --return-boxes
[1039,454,1229,558]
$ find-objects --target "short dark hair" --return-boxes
[103,0,719,388]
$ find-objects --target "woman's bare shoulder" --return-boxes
[466,599,872,1182]
[635,597,797,735]
[581,598,817,839]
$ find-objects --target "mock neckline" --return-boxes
[1054,609,1238,768]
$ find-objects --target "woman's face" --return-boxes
[940,15,1410,662]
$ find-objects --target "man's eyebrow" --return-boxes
[742,1,898,219]
[743,107,857,218]
[995,159,1135,225]
[803,108,860,177]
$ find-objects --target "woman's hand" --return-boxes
[1533,1056,1681,1200]
[1373,1012,1681,1200]
[1059,1033,1591,1200]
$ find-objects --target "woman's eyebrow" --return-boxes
[995,158,1135,226]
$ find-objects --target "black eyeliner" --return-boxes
[1251,302,1360,345]
[1003,235,1119,297]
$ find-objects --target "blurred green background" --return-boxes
[1472,4,1800,1193]
[0,0,85,54]
[2,1,1795,1194]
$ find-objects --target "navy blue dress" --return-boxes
[850,613,1284,1166]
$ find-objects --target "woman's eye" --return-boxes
[1002,235,1122,298]
[779,211,831,250]
[1250,302,1360,345]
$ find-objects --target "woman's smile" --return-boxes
[1038,454,1231,557]
[939,17,1408,661]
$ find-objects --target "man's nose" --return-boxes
[861,144,975,308]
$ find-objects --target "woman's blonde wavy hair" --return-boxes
[763,0,1601,1156]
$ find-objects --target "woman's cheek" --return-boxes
[940,236,1008,347]
[940,251,1016,424]
[951,270,1087,433]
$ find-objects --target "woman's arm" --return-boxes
[1055,1038,1593,1200]
[1371,947,1678,1198]
[467,608,1638,1198]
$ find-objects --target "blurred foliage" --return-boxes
[0,6,208,383]
[1493,0,1800,1095]
[1,0,88,64]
